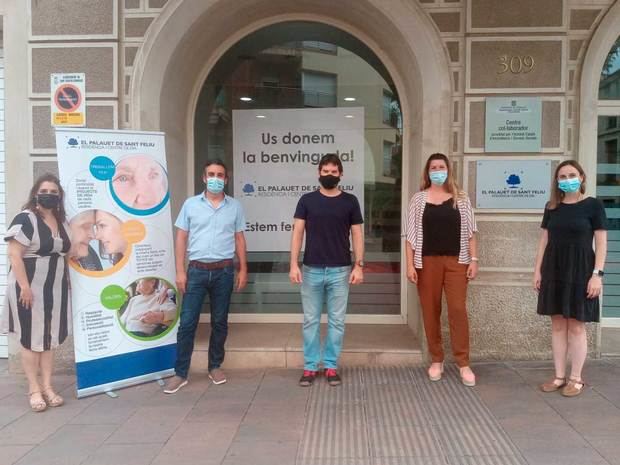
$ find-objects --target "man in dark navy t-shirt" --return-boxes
[290,154,364,387]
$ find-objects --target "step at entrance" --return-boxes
[190,323,423,371]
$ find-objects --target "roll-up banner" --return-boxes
[55,128,178,398]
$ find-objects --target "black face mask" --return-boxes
[319,175,341,190]
[36,194,60,210]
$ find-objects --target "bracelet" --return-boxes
[471,257,479,262]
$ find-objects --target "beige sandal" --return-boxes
[561,378,585,397]
[28,391,47,413]
[42,387,64,407]
[540,377,566,393]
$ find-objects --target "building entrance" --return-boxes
[193,21,405,322]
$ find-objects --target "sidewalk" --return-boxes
[1,359,619,465]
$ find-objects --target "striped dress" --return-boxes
[1,210,71,352]
[405,190,477,269]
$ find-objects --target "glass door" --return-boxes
[193,22,405,322]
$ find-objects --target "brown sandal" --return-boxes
[28,391,47,413]
[540,377,566,392]
[561,378,586,397]
[42,387,64,407]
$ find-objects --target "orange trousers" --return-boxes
[417,255,470,367]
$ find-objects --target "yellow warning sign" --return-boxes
[51,73,86,127]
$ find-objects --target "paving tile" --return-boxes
[298,459,373,465]
[433,423,519,458]
[184,399,250,423]
[0,393,31,429]
[152,422,237,465]
[466,363,524,386]
[68,384,164,426]
[14,424,116,465]
[584,434,620,465]
[0,380,28,402]
[222,440,299,465]
[83,443,163,465]
[234,422,304,442]
[368,425,442,458]
[0,396,96,445]
[104,405,192,445]
[507,431,609,465]
[520,450,610,465]
[592,382,620,408]
[446,456,525,465]
[542,391,620,435]
[374,458,448,465]
[0,445,33,465]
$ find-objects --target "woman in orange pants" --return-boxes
[405,153,478,386]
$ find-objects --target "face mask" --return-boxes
[319,175,341,190]
[558,178,581,193]
[205,177,225,194]
[429,170,448,186]
[36,194,60,209]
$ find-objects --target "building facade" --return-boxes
[1,0,619,365]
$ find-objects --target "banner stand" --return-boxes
[56,128,179,398]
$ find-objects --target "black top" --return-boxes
[537,197,607,322]
[294,190,364,267]
[541,197,607,245]
[422,199,461,257]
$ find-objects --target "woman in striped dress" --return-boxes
[1,174,71,412]
[405,153,479,387]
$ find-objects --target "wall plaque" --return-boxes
[476,159,551,209]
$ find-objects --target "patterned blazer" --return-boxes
[405,190,477,269]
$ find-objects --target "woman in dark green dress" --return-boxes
[534,160,607,397]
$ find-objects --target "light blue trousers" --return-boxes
[301,265,351,371]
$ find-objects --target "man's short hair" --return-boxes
[318,153,343,173]
[203,159,228,177]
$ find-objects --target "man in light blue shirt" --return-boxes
[164,159,247,393]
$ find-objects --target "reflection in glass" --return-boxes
[194,22,403,315]
[599,36,620,100]
[596,116,620,318]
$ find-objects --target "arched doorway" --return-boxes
[580,2,620,354]
[193,21,403,321]
[131,0,452,332]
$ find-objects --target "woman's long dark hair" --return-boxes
[548,160,586,210]
[23,173,67,223]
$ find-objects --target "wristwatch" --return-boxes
[593,269,605,277]
[356,260,365,268]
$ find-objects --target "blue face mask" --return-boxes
[206,177,225,194]
[558,177,581,193]
[429,170,448,186]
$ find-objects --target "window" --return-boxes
[301,71,337,107]
[194,21,403,317]
[600,36,620,100]
[301,41,337,54]
[382,90,399,128]
[596,35,620,322]
[383,140,394,177]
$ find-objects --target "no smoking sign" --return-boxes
[51,73,86,127]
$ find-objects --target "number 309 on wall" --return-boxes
[497,55,535,74]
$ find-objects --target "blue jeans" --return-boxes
[301,265,351,371]
[175,265,234,378]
